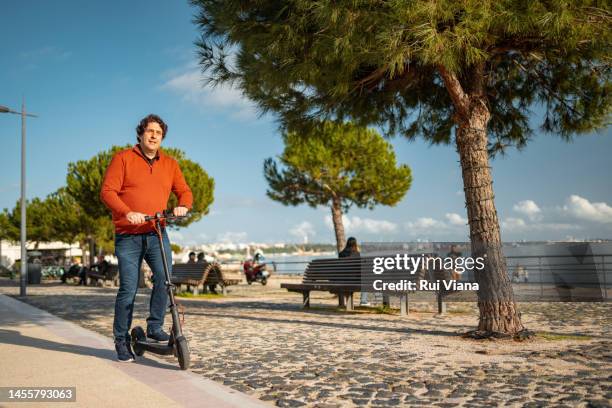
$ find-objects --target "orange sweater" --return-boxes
[100,146,193,234]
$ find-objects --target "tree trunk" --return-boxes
[455,104,524,334]
[330,198,346,253]
[438,65,524,335]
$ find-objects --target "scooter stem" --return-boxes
[154,217,183,339]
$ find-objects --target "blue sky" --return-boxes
[1,1,611,246]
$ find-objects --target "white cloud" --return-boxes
[445,213,467,226]
[502,217,527,231]
[501,195,612,236]
[290,221,316,243]
[501,217,579,232]
[160,66,257,120]
[216,231,248,243]
[325,215,397,234]
[402,215,468,240]
[404,214,468,233]
[406,217,446,230]
[563,195,612,223]
[513,200,541,220]
[350,217,397,233]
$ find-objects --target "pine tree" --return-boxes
[264,121,412,251]
[192,0,611,335]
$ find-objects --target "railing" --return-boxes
[504,254,611,301]
[218,253,611,301]
[217,260,310,275]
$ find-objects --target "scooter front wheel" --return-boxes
[131,326,146,356]
[175,337,190,370]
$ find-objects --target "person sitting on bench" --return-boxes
[91,255,110,275]
[61,257,82,284]
[339,237,369,306]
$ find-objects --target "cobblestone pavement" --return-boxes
[1,278,610,408]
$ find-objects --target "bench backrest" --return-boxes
[303,258,362,285]
[203,263,224,285]
[172,263,210,284]
[172,262,229,285]
[302,255,432,286]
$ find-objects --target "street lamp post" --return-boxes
[1,100,37,296]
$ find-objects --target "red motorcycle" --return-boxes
[243,255,270,285]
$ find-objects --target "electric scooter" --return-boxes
[130,212,190,370]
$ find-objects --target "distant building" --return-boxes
[0,240,82,267]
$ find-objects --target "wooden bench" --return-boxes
[87,264,119,286]
[171,262,241,295]
[281,256,448,315]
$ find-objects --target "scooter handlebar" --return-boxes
[144,211,189,222]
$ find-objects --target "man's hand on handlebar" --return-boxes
[126,211,147,224]
[173,206,188,217]
[127,208,189,224]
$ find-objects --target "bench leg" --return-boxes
[400,293,409,316]
[382,293,390,307]
[338,293,345,308]
[302,291,310,308]
[437,292,446,315]
[345,293,354,311]
[192,286,199,296]
[221,284,227,295]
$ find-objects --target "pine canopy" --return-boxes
[193,0,611,154]
[264,121,412,212]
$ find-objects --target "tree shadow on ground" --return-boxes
[11,289,604,340]
[185,309,461,337]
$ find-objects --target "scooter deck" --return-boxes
[135,340,175,355]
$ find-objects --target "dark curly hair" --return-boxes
[136,114,168,140]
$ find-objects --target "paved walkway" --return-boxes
[0,280,610,407]
[0,294,269,408]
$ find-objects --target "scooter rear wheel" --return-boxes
[131,326,146,356]
[176,337,190,370]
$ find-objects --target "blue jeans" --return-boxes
[113,229,172,342]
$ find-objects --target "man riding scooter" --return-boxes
[100,114,192,362]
